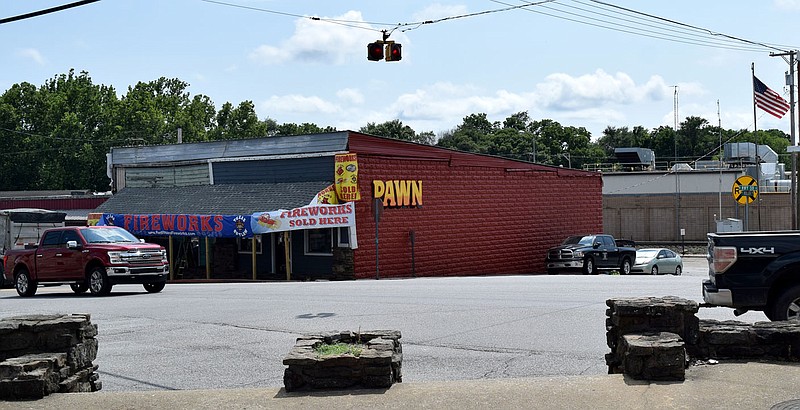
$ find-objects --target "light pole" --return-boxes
[561,153,571,168]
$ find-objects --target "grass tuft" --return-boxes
[315,342,363,357]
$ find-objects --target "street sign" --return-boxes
[732,175,758,205]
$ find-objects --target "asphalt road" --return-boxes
[0,256,768,392]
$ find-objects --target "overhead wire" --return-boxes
[490,0,795,53]
[556,0,771,52]
[0,0,101,25]
[201,0,797,53]
[584,0,793,52]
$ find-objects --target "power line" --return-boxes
[490,0,797,53]
[201,0,558,37]
[0,0,101,25]
[203,0,798,53]
[585,0,791,52]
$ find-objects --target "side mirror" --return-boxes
[66,240,81,249]
[593,242,601,248]
[139,239,145,243]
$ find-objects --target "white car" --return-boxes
[631,248,682,275]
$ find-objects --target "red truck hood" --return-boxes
[90,243,164,252]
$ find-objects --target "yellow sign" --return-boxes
[313,184,339,205]
[373,180,423,207]
[335,153,361,202]
[732,175,758,205]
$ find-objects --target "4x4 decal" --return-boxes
[739,247,775,255]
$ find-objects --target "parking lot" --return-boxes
[0,256,767,392]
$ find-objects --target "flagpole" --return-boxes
[752,63,762,230]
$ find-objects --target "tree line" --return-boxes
[0,70,790,192]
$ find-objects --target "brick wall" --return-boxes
[352,156,602,279]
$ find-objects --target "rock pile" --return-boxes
[0,313,101,400]
[606,296,800,382]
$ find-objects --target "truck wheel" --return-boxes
[143,282,166,293]
[769,284,800,322]
[88,267,112,296]
[620,258,632,275]
[14,269,37,297]
[70,282,89,294]
[584,257,596,275]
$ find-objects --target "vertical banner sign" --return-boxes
[335,153,361,202]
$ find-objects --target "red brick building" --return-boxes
[345,133,601,278]
[96,132,602,280]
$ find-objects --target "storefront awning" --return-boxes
[93,182,332,216]
[90,182,358,247]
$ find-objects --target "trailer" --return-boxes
[0,209,67,287]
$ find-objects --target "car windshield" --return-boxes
[636,250,659,258]
[79,227,139,244]
[563,236,595,245]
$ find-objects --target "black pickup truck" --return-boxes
[545,234,636,275]
[704,231,800,321]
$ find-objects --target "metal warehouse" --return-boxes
[93,131,602,280]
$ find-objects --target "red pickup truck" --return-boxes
[2,226,169,297]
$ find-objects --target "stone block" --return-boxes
[621,332,686,381]
[283,330,402,392]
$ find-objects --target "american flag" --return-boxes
[753,76,790,119]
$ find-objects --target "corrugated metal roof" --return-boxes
[110,132,350,166]
[93,182,332,215]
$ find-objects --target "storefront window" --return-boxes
[237,235,262,254]
[305,229,333,255]
[337,227,350,248]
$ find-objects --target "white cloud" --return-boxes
[249,11,381,65]
[17,48,46,65]
[412,3,469,21]
[536,69,670,110]
[336,88,364,105]
[775,0,800,10]
[254,70,679,139]
[259,94,340,115]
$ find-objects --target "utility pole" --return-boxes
[673,86,681,241]
[771,50,798,229]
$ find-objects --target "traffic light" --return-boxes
[367,42,384,61]
[385,43,402,62]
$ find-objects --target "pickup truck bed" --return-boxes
[704,230,800,321]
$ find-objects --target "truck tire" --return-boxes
[143,282,166,293]
[769,284,800,322]
[70,282,89,294]
[14,269,37,297]
[584,257,596,275]
[88,266,112,296]
[620,258,632,275]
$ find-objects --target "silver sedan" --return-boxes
[631,248,683,275]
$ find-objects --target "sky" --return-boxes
[3,0,800,142]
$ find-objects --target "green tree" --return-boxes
[436,113,496,154]
[360,119,435,145]
[0,70,120,191]
[275,122,336,136]
[0,82,41,190]
[211,101,270,140]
